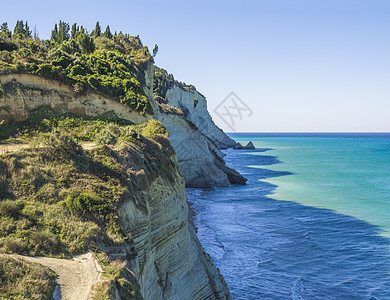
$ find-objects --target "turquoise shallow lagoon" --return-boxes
[187,133,390,299]
[244,133,390,238]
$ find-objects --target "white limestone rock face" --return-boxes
[165,86,237,148]
[118,154,232,300]
[159,113,230,187]
[155,85,246,187]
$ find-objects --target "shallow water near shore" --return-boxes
[187,133,390,299]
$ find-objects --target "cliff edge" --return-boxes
[0,25,239,299]
[153,67,246,187]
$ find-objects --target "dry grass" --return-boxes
[91,259,142,300]
[0,255,56,300]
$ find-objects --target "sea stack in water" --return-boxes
[233,141,256,150]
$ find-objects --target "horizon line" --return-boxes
[225,131,390,133]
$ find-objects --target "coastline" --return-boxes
[193,133,390,299]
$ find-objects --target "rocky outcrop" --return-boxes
[115,139,232,299]
[156,85,246,187]
[165,86,237,148]
[158,113,231,187]
[233,141,255,150]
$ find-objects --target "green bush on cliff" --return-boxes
[0,20,153,113]
[140,119,169,138]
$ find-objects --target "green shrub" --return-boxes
[40,131,82,160]
[2,236,28,253]
[52,55,72,68]
[59,39,80,54]
[96,128,118,145]
[0,181,10,200]
[64,191,107,216]
[69,64,86,76]
[141,120,168,138]
[36,63,56,79]
[0,200,23,218]
[29,230,60,255]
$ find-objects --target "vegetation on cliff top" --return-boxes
[0,20,153,113]
[153,66,201,114]
[153,66,197,102]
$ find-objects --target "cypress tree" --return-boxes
[13,20,24,38]
[94,21,101,37]
[51,23,59,43]
[0,23,11,39]
[57,21,70,43]
[71,23,77,39]
[24,21,31,38]
[103,25,112,39]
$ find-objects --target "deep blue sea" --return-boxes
[187,133,390,299]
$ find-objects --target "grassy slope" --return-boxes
[0,108,173,299]
[0,255,56,300]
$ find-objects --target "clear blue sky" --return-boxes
[2,0,390,132]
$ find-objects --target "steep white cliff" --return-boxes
[118,152,232,299]
[165,86,237,148]
[159,113,231,187]
[154,83,246,187]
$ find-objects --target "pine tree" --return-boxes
[1,22,9,32]
[71,23,77,39]
[103,25,112,39]
[57,21,70,43]
[51,23,59,43]
[93,21,101,37]
[0,22,11,39]
[77,32,95,53]
[24,21,32,38]
[13,20,24,38]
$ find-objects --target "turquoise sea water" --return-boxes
[187,133,390,299]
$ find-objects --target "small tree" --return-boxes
[103,25,112,39]
[0,23,11,39]
[152,44,159,58]
[93,21,101,37]
[58,21,70,43]
[50,23,58,44]
[13,20,25,38]
[77,32,95,53]
[71,23,77,39]
[24,21,32,38]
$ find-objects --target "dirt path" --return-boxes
[0,142,96,155]
[0,144,30,155]
[7,252,103,300]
